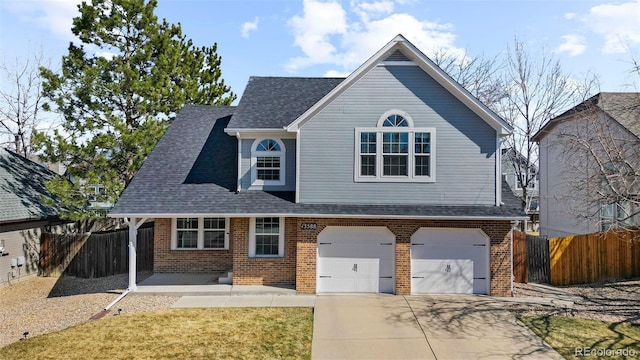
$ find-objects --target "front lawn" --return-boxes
[0,308,313,360]
[519,315,640,359]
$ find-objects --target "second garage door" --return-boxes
[317,226,395,293]
[411,228,489,294]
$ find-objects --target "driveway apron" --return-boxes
[312,294,562,360]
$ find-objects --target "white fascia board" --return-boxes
[286,34,513,135]
[109,212,527,221]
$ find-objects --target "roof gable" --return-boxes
[286,34,512,135]
[0,148,59,223]
[532,92,640,142]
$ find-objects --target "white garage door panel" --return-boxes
[411,228,489,295]
[317,227,395,294]
[411,259,474,294]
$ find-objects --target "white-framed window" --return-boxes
[172,218,229,250]
[251,138,286,187]
[249,217,285,257]
[355,110,435,182]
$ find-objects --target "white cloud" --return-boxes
[564,12,576,20]
[584,1,640,54]
[241,17,259,38]
[324,69,351,77]
[557,35,587,56]
[286,0,466,73]
[1,0,81,41]
[95,51,117,60]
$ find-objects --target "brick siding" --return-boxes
[153,218,233,273]
[154,216,513,296]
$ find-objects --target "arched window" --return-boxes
[251,138,286,186]
[355,110,435,182]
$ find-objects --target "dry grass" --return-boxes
[0,308,313,360]
[520,315,640,359]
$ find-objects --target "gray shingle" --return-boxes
[0,148,59,223]
[227,77,344,129]
[111,105,525,219]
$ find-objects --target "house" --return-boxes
[501,148,539,231]
[110,35,526,296]
[533,92,640,238]
[0,148,66,286]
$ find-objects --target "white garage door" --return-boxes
[411,228,489,294]
[317,227,395,293]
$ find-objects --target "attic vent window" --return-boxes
[385,50,411,62]
[251,138,286,187]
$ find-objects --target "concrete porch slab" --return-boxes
[132,274,297,296]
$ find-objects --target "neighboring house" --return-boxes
[110,35,525,296]
[533,92,640,238]
[0,148,66,286]
[501,148,539,231]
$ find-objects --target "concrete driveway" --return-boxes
[312,294,563,360]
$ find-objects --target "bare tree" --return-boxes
[550,90,640,232]
[0,50,51,158]
[497,37,596,211]
[431,48,506,108]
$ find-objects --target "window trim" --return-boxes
[171,217,230,250]
[250,138,286,187]
[248,217,285,258]
[354,127,436,183]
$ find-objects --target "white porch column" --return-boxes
[126,217,148,291]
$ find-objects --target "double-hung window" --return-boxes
[355,111,435,182]
[251,139,286,187]
[173,218,229,250]
[249,217,285,257]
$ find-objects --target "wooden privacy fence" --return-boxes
[513,232,550,284]
[40,224,153,278]
[549,230,640,286]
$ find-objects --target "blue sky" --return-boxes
[1,0,639,102]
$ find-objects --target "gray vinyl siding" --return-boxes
[240,138,296,191]
[298,65,497,205]
[0,222,43,287]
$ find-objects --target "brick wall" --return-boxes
[294,218,513,296]
[231,218,296,286]
[153,218,233,273]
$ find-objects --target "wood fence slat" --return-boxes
[39,223,154,279]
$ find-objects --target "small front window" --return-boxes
[173,218,229,250]
[176,218,198,249]
[251,138,286,187]
[250,217,284,257]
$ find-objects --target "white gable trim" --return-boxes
[285,34,512,136]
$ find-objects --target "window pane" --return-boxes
[256,217,280,234]
[415,155,430,176]
[383,133,408,154]
[177,230,198,248]
[177,218,198,229]
[382,115,408,127]
[383,155,408,176]
[360,132,376,153]
[204,218,225,229]
[257,139,281,151]
[257,156,280,181]
[415,133,430,153]
[255,235,280,255]
[361,155,376,176]
[204,230,225,249]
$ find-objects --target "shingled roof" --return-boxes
[226,77,344,129]
[110,105,525,219]
[0,148,59,223]
[533,92,640,141]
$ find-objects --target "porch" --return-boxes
[132,273,297,297]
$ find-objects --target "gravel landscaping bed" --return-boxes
[511,279,640,324]
[0,273,178,348]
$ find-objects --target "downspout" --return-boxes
[496,134,504,206]
[236,132,242,193]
